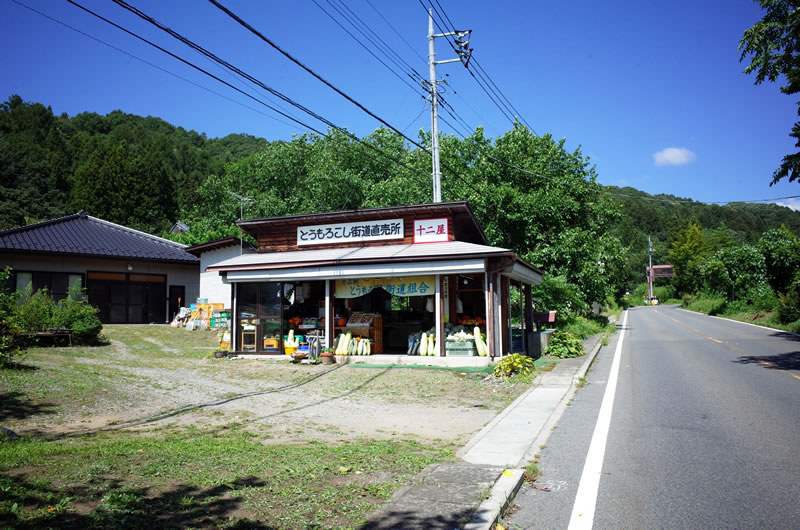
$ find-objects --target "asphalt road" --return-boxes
[506,305,800,529]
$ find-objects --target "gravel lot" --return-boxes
[3,326,525,446]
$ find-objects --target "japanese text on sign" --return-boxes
[335,276,435,298]
[297,219,404,245]
[413,218,449,244]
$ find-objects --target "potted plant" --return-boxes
[320,347,336,364]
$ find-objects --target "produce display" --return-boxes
[333,332,373,355]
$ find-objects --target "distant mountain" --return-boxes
[605,185,800,288]
[0,94,267,232]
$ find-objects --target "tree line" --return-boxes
[3,94,800,315]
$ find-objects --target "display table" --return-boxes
[336,313,382,353]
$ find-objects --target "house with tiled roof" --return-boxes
[0,211,199,323]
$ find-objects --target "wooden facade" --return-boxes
[211,201,542,358]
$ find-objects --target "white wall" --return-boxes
[198,245,253,307]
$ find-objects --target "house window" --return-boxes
[14,271,84,301]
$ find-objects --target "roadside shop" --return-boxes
[205,201,543,358]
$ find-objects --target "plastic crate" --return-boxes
[445,340,477,356]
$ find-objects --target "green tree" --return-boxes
[712,245,769,300]
[668,221,709,294]
[739,0,800,184]
[758,225,800,292]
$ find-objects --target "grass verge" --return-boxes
[0,426,449,528]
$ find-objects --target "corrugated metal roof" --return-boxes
[209,241,511,271]
[0,211,198,263]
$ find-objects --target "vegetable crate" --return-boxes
[446,340,477,357]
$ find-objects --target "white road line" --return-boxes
[568,310,628,529]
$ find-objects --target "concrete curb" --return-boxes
[463,468,524,530]
[464,334,606,529]
[518,335,603,468]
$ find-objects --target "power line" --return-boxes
[310,0,424,95]
[423,0,537,133]
[328,0,426,83]
[66,0,427,184]
[365,0,428,66]
[208,0,432,153]
[10,0,303,132]
[207,0,487,201]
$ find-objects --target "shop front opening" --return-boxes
[237,281,326,353]
[333,274,487,355]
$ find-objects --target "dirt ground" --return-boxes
[4,327,525,447]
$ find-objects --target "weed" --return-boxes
[576,376,587,388]
[523,463,541,482]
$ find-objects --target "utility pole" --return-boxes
[648,235,653,303]
[427,9,471,203]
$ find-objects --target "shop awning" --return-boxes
[206,241,543,284]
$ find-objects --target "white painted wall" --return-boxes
[198,245,253,307]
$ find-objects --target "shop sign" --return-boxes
[297,219,404,246]
[335,276,435,298]
[413,218,449,244]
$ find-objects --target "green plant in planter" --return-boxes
[548,331,585,358]
[493,353,536,379]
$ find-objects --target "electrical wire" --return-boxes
[429,0,536,132]
[66,0,427,184]
[423,0,536,133]
[10,0,303,132]
[311,0,424,95]
[365,0,428,66]
[328,0,426,83]
[207,0,488,200]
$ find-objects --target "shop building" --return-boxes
[206,201,543,359]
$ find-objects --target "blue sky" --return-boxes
[2,0,799,210]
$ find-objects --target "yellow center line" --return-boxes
[707,337,724,344]
[793,375,800,382]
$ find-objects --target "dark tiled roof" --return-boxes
[0,211,199,264]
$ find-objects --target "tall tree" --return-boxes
[739,0,800,184]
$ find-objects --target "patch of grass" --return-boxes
[576,376,587,388]
[523,463,541,482]
[0,428,446,528]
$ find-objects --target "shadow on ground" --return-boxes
[360,508,475,530]
[0,473,273,529]
[770,331,800,342]
[0,391,56,421]
[734,351,800,371]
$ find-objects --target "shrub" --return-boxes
[12,283,102,345]
[52,291,103,344]
[562,315,607,340]
[723,300,751,316]
[0,268,24,366]
[531,275,587,325]
[685,295,727,316]
[776,288,800,324]
[494,353,536,379]
[547,330,585,358]
[653,284,676,302]
[744,285,778,312]
[15,284,55,333]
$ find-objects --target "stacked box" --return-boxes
[445,340,477,356]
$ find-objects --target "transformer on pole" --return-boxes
[427,9,471,203]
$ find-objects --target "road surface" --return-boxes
[506,305,800,528]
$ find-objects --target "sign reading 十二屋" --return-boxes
[413,218,449,244]
[297,219,404,246]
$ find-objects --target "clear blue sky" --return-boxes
[2,0,798,210]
